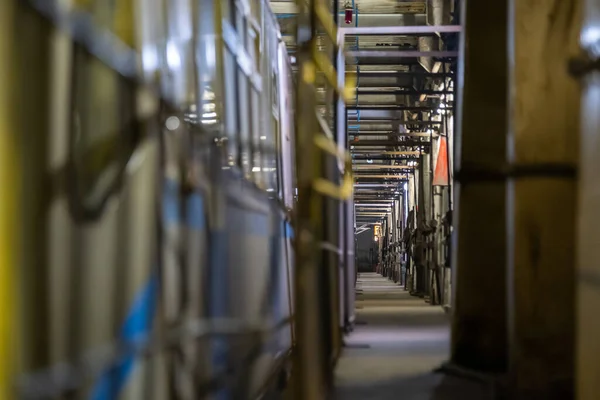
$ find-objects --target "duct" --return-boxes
[418,0,452,72]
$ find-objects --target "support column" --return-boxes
[576,2,600,398]
[508,0,581,398]
[450,0,508,372]
[0,1,18,398]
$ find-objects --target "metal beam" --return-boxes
[347,120,443,125]
[349,132,439,138]
[352,156,420,161]
[347,105,436,111]
[340,25,462,36]
[354,165,413,170]
[349,71,454,78]
[347,50,458,59]
[356,89,453,95]
[350,140,430,146]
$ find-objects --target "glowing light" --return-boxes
[166,41,182,69]
[165,116,180,131]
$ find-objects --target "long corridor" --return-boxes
[335,273,496,399]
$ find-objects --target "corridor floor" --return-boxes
[334,272,497,399]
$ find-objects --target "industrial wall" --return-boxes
[356,227,377,272]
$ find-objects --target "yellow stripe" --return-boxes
[113,0,136,48]
[0,0,19,397]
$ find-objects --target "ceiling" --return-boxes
[269,0,457,222]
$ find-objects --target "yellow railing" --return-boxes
[313,134,353,200]
[0,1,18,398]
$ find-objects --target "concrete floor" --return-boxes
[334,272,496,399]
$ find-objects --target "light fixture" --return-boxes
[345,2,353,24]
[366,159,373,164]
[165,116,180,131]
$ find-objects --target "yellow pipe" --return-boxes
[0,0,19,397]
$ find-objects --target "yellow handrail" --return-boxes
[314,1,337,44]
[312,134,353,200]
[0,1,19,398]
[310,47,356,102]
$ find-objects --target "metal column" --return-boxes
[450,0,508,374]
[575,1,600,397]
[508,0,581,397]
[0,1,19,397]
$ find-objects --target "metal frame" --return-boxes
[339,25,462,36]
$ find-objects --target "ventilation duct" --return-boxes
[418,0,452,72]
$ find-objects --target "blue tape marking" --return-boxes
[163,178,180,226]
[186,193,206,230]
[90,276,158,400]
[208,230,231,400]
[163,178,206,230]
[284,221,294,239]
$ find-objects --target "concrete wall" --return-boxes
[356,227,377,272]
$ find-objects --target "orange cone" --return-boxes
[433,137,449,186]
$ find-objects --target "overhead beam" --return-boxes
[350,140,430,146]
[354,165,413,170]
[349,71,454,78]
[347,120,443,125]
[347,105,436,111]
[356,89,453,95]
[347,50,458,59]
[349,132,439,138]
[340,25,462,36]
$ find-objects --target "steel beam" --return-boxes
[350,71,454,78]
[340,25,462,36]
[350,140,430,146]
[347,120,443,125]
[349,132,439,138]
[347,105,436,111]
[352,156,420,160]
[347,50,458,59]
[356,89,453,95]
